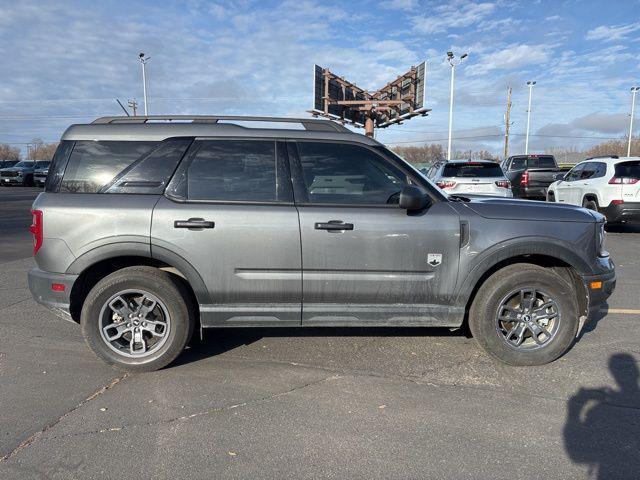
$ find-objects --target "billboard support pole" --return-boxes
[364,116,374,137]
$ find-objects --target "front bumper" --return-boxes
[28,268,79,321]
[600,202,640,223]
[34,176,47,186]
[1,176,24,184]
[581,265,616,316]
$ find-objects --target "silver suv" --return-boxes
[28,116,615,371]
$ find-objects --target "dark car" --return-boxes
[0,159,19,169]
[28,115,615,372]
[502,154,568,199]
[33,161,51,187]
[0,160,50,186]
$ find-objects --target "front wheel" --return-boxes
[81,266,193,372]
[469,264,579,366]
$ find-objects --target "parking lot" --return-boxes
[0,187,638,479]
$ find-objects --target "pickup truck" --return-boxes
[501,155,568,200]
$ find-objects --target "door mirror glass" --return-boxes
[399,185,430,211]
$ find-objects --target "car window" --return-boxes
[35,161,50,169]
[182,140,278,202]
[442,163,503,178]
[510,157,526,170]
[297,142,408,205]
[60,141,158,193]
[614,161,640,180]
[564,163,584,182]
[580,162,598,179]
[528,156,555,168]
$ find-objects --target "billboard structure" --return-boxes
[311,62,429,137]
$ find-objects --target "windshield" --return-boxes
[13,161,33,168]
[35,161,51,168]
[442,163,503,177]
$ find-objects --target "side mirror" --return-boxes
[399,185,430,211]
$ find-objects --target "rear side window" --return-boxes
[510,157,526,170]
[615,161,640,179]
[60,141,158,193]
[45,140,74,192]
[176,140,278,202]
[442,163,503,178]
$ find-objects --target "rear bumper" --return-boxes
[600,202,640,223]
[512,186,547,199]
[28,268,78,321]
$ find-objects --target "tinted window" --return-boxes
[45,141,75,192]
[510,157,526,170]
[104,138,192,194]
[297,142,408,205]
[442,163,503,178]
[615,161,640,179]
[183,140,277,201]
[565,163,584,182]
[580,162,607,180]
[35,161,50,169]
[528,156,556,168]
[60,141,158,193]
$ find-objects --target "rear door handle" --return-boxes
[174,218,215,230]
[314,220,354,231]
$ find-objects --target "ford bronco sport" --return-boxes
[28,116,615,372]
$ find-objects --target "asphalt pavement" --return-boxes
[0,187,638,479]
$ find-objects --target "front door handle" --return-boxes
[314,220,354,231]
[174,218,215,230]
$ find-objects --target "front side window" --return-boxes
[181,140,278,202]
[60,141,158,193]
[297,142,408,205]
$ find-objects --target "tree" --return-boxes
[391,144,445,165]
[27,138,59,160]
[0,143,21,161]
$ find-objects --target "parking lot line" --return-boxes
[603,308,640,315]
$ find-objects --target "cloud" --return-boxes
[412,1,496,34]
[586,22,640,42]
[571,112,631,134]
[466,43,555,75]
[381,0,418,11]
[545,15,561,21]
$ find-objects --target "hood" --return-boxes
[455,195,598,223]
[1,166,31,172]
[35,168,49,173]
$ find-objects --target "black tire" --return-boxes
[469,263,579,366]
[546,191,555,202]
[81,266,193,372]
[582,197,598,212]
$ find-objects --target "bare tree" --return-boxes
[0,143,21,161]
[391,144,445,165]
[27,138,59,160]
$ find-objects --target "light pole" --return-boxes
[446,51,468,161]
[525,81,536,155]
[628,86,639,157]
[139,52,150,116]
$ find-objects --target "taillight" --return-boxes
[436,180,457,189]
[29,209,43,255]
[495,180,511,189]
[611,199,624,205]
[608,177,639,184]
[520,171,529,186]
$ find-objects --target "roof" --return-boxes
[577,156,640,165]
[61,115,381,146]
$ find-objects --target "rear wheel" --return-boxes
[582,197,598,212]
[469,264,579,366]
[546,190,555,202]
[81,266,193,372]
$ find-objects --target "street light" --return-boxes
[628,86,639,157]
[446,52,468,161]
[139,52,150,116]
[525,80,536,155]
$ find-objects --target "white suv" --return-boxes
[547,156,640,223]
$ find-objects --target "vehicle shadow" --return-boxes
[564,353,640,479]
[605,223,640,234]
[171,326,461,367]
[577,303,609,341]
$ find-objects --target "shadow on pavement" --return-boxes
[577,303,608,340]
[564,353,640,479]
[606,224,640,234]
[171,326,460,367]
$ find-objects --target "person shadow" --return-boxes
[564,353,640,479]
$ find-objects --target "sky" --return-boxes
[0,0,639,157]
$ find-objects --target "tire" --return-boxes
[546,191,555,202]
[582,197,598,212]
[81,266,194,372]
[469,263,579,366]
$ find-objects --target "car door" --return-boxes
[555,163,584,204]
[289,140,461,326]
[151,138,302,327]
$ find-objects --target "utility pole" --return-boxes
[139,53,150,115]
[628,86,639,157]
[446,51,468,161]
[525,80,536,155]
[503,86,512,159]
[128,99,138,116]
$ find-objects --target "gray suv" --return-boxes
[28,116,615,372]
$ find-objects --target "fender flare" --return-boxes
[454,236,592,308]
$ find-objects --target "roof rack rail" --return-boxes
[585,155,619,160]
[91,115,351,133]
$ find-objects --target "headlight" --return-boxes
[597,222,608,257]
